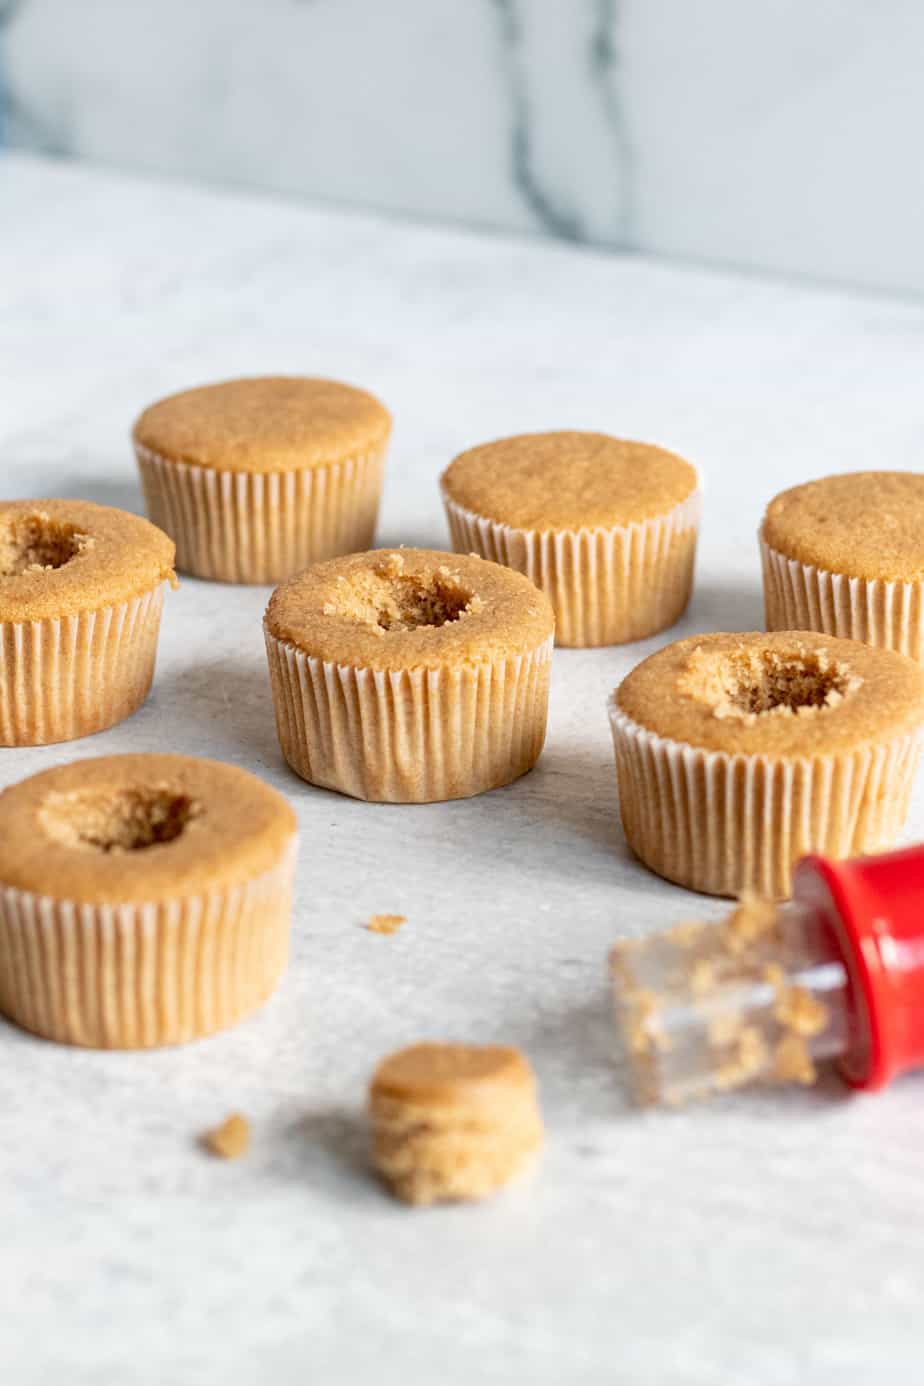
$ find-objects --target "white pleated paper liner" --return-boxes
[442,489,701,647]
[135,441,387,585]
[608,694,921,899]
[265,627,554,803]
[0,584,166,747]
[761,535,924,665]
[0,842,296,1048]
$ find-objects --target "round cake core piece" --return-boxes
[368,1042,544,1205]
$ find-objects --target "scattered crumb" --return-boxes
[365,913,407,936]
[322,601,337,616]
[202,1112,250,1160]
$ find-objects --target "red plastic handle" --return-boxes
[793,844,924,1090]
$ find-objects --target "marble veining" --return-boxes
[494,0,632,244]
[2,1,924,292]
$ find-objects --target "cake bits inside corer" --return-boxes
[610,843,924,1107]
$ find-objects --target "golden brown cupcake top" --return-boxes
[762,472,924,582]
[133,376,392,474]
[0,500,175,623]
[265,548,554,671]
[615,631,924,757]
[441,431,698,531]
[370,1042,536,1112]
[0,754,297,904]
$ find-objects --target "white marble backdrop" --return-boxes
[2,0,923,295]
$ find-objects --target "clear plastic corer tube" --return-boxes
[610,894,857,1107]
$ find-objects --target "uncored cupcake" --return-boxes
[441,430,700,647]
[761,471,924,664]
[133,375,392,584]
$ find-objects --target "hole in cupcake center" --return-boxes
[329,563,477,633]
[681,648,856,721]
[39,788,202,853]
[0,515,89,577]
[374,575,471,631]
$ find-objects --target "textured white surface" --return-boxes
[3,155,924,1385]
[4,0,924,292]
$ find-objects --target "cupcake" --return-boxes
[608,631,924,899]
[0,754,297,1047]
[133,376,392,584]
[264,547,554,802]
[368,1042,544,1206]
[761,472,924,663]
[440,431,700,647]
[0,499,175,746]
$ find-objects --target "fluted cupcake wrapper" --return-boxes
[0,585,166,747]
[0,842,296,1048]
[135,441,387,584]
[761,537,924,664]
[608,697,922,899]
[442,489,700,647]
[265,628,553,803]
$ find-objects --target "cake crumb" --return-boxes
[725,890,778,951]
[773,1032,816,1085]
[377,552,405,578]
[366,913,407,935]
[774,984,828,1037]
[322,601,337,616]
[202,1112,250,1160]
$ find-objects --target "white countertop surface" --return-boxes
[3,153,924,1386]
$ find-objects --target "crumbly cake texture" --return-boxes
[610,631,924,897]
[132,376,392,474]
[264,549,554,802]
[133,376,391,583]
[0,755,297,1047]
[0,499,175,623]
[611,894,832,1106]
[441,432,700,647]
[762,472,924,582]
[617,631,924,756]
[368,1043,544,1206]
[761,473,924,664]
[0,501,176,745]
[265,548,553,671]
[441,432,698,532]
